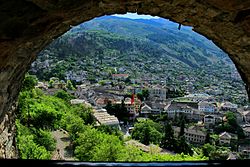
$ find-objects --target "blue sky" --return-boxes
[113,12,159,19]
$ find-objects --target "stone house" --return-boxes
[203,115,216,129]
[243,111,250,123]
[220,101,238,112]
[165,102,203,122]
[148,85,167,100]
[219,131,238,145]
[242,125,250,139]
[198,101,217,114]
[140,103,152,117]
[238,144,250,159]
[173,126,206,144]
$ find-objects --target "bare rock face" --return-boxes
[0,0,250,158]
[0,105,17,158]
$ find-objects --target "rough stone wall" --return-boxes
[0,104,17,158]
[0,0,250,158]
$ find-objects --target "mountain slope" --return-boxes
[34,16,230,70]
[30,16,240,88]
[29,15,249,105]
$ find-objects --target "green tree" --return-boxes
[205,131,211,144]
[17,134,51,159]
[176,136,193,155]
[105,100,129,123]
[137,92,144,101]
[66,80,75,90]
[74,126,105,161]
[142,89,149,100]
[34,129,56,152]
[137,89,149,101]
[54,89,74,102]
[21,74,38,91]
[118,145,146,161]
[210,134,219,145]
[19,98,63,129]
[97,125,123,140]
[202,143,216,157]
[65,115,85,140]
[131,119,163,145]
[48,79,54,88]
[72,104,95,125]
[214,112,245,139]
[179,114,186,137]
[202,143,230,160]
[118,99,129,121]
[90,134,124,161]
[209,146,230,160]
[161,122,177,151]
[18,89,68,129]
[105,100,115,115]
[225,112,237,127]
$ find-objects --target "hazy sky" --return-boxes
[113,12,159,19]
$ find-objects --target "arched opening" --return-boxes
[15,12,249,161]
[0,0,250,161]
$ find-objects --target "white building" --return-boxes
[198,101,217,113]
[140,103,152,117]
[165,102,203,122]
[173,126,206,144]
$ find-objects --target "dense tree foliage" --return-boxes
[21,74,38,91]
[16,75,207,161]
[74,125,207,161]
[18,89,66,129]
[161,122,178,151]
[202,143,230,160]
[214,111,245,139]
[54,89,75,102]
[16,82,95,160]
[105,100,130,123]
[74,126,124,161]
[16,120,53,159]
[131,119,163,145]
[137,89,149,101]
[66,80,76,90]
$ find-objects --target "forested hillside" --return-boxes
[30,15,247,104]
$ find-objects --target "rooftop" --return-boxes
[93,110,119,126]
[173,126,206,137]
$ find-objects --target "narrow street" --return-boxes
[51,129,74,161]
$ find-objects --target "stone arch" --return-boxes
[0,0,250,158]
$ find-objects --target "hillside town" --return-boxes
[36,74,250,159]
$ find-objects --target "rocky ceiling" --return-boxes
[0,0,250,125]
